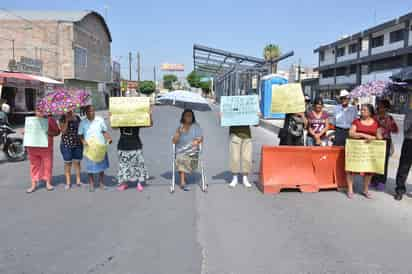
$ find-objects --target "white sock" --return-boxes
[243,176,252,187]
[229,175,238,186]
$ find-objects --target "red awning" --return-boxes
[0,72,37,81]
[0,72,63,87]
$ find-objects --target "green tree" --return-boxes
[186,70,201,88]
[199,80,212,95]
[163,74,178,90]
[139,80,156,95]
[263,44,281,73]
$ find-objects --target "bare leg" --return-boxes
[363,175,372,198]
[99,172,105,189]
[26,179,37,193]
[73,161,82,185]
[179,172,186,187]
[346,172,354,197]
[64,162,72,188]
[88,174,95,191]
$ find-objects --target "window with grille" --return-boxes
[74,47,87,68]
[371,35,384,48]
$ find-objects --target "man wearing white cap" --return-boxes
[332,89,358,146]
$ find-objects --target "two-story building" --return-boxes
[0,10,112,110]
[314,11,412,103]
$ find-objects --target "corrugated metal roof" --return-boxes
[0,10,90,22]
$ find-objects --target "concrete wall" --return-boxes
[0,20,68,79]
[73,14,111,83]
[361,68,402,84]
[371,23,405,55]
[320,48,335,66]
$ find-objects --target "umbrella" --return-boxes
[158,90,211,111]
[37,88,90,115]
[349,80,391,98]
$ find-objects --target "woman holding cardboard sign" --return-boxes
[26,109,60,193]
[115,107,153,192]
[346,104,382,199]
[78,105,112,192]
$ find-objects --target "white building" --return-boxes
[314,11,412,99]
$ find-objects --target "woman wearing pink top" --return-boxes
[26,109,60,193]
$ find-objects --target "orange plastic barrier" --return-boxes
[259,146,347,194]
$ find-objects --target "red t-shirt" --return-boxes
[352,118,379,136]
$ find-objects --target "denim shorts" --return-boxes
[60,144,83,163]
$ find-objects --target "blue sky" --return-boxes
[1,0,412,80]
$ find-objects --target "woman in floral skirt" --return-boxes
[116,109,153,191]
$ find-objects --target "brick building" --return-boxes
[0,10,112,110]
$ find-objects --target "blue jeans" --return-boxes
[60,144,83,163]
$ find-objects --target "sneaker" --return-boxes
[243,176,252,188]
[376,183,386,192]
[137,182,144,192]
[117,183,128,191]
[229,177,238,188]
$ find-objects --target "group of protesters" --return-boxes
[23,91,412,201]
[277,88,412,200]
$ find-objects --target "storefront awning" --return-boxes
[0,72,63,85]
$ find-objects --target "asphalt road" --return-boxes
[1,105,412,274]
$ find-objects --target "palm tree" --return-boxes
[263,44,281,73]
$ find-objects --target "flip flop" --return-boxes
[26,187,36,194]
[46,186,54,191]
[362,192,373,199]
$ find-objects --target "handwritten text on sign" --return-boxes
[271,83,305,114]
[345,139,386,174]
[23,117,48,147]
[110,97,150,127]
[220,95,259,127]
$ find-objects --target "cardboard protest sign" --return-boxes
[220,95,259,127]
[345,139,386,174]
[23,117,48,147]
[271,83,305,114]
[84,137,108,162]
[109,97,150,127]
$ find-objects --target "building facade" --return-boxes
[314,11,412,101]
[0,10,112,109]
[288,64,319,83]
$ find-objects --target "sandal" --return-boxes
[64,185,71,191]
[46,185,54,191]
[26,187,36,194]
[180,185,190,191]
[362,192,373,199]
[347,192,354,199]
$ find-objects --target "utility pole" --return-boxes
[153,65,156,84]
[297,58,302,82]
[137,52,141,82]
[128,52,132,81]
[11,39,15,60]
